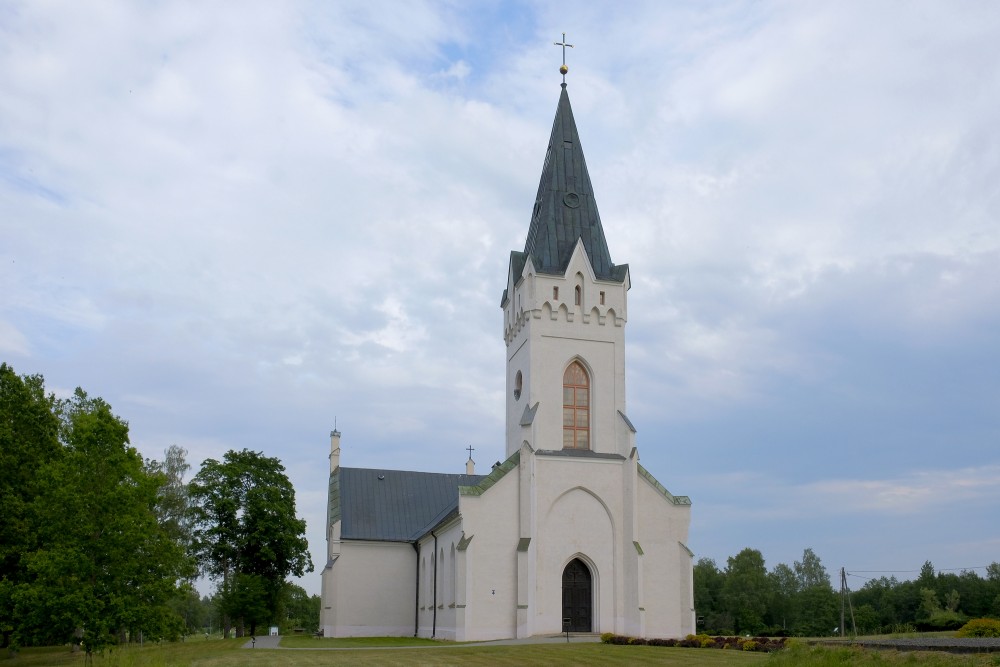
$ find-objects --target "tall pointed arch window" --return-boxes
[563,361,590,449]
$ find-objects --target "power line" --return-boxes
[847,566,991,574]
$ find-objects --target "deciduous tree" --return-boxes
[0,364,61,649]
[12,389,186,652]
[721,548,770,635]
[189,450,312,637]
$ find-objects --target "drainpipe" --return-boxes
[431,531,439,638]
[412,542,420,637]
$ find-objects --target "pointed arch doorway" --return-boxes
[562,558,593,632]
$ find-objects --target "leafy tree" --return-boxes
[281,584,320,633]
[797,583,838,636]
[721,548,770,635]
[168,584,206,634]
[791,548,837,637]
[189,450,312,637]
[12,388,187,652]
[0,364,61,649]
[147,445,195,557]
[693,558,728,632]
[768,563,797,632]
[853,604,880,634]
[794,548,830,590]
[918,561,936,588]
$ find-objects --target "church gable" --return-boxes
[458,451,519,497]
[636,464,692,507]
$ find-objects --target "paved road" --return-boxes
[241,634,282,649]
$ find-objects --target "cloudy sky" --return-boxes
[3,1,998,596]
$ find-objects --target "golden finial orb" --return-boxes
[560,64,568,76]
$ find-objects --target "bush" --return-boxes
[885,622,916,634]
[915,609,966,632]
[647,637,677,647]
[602,634,786,653]
[957,618,1000,638]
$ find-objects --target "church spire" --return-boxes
[522,84,622,282]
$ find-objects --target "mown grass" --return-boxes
[279,635,448,648]
[771,643,1000,666]
[4,638,998,666]
[3,639,767,666]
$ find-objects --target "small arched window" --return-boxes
[574,285,582,306]
[562,361,590,449]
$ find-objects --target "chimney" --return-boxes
[329,429,341,473]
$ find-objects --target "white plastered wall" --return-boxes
[454,464,521,641]
[637,478,694,638]
[415,518,464,640]
[322,540,416,637]
[532,454,630,635]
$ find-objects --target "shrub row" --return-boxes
[600,632,788,652]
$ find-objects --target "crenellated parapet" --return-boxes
[502,239,629,346]
[504,300,626,345]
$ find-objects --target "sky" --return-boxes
[2,1,998,598]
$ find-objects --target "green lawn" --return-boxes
[3,639,767,666]
[279,635,450,648]
[4,638,997,666]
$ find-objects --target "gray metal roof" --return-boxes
[332,467,485,542]
[522,84,625,283]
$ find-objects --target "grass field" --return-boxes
[3,637,998,666]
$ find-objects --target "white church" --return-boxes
[320,78,694,641]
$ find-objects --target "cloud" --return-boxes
[691,464,1000,521]
[0,320,30,356]
[3,1,999,594]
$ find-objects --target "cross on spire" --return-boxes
[554,32,574,83]
[466,444,475,461]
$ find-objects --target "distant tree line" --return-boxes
[695,547,1000,636]
[0,363,317,653]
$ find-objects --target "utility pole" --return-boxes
[840,567,847,638]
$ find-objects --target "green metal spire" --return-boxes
[522,84,623,282]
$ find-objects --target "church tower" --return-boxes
[502,82,633,459]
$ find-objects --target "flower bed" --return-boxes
[600,632,788,652]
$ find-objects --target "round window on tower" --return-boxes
[514,371,523,401]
